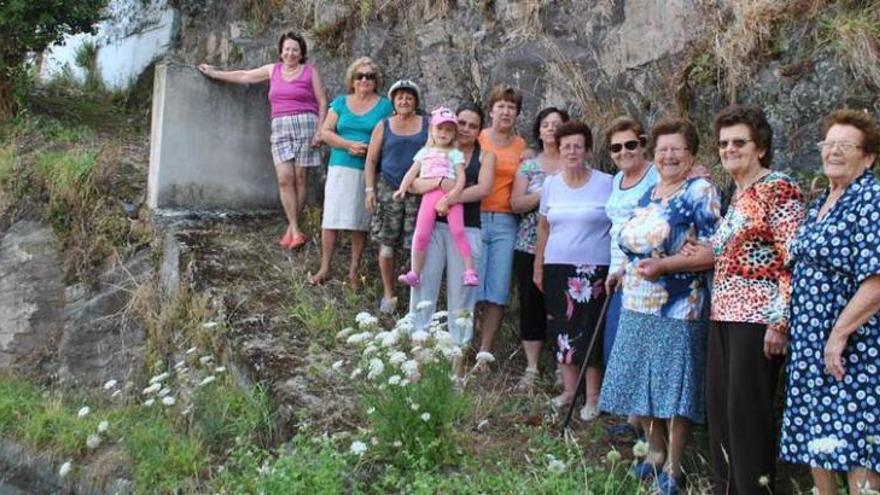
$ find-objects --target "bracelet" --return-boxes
[365,187,374,193]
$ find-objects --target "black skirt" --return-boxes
[543,263,608,367]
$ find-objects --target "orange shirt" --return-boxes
[478,130,528,213]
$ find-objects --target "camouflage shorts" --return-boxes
[370,180,421,250]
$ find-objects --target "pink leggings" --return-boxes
[412,189,471,259]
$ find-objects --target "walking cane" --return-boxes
[560,294,612,434]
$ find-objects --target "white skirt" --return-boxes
[322,165,371,231]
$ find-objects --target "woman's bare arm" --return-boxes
[310,66,329,145]
[510,170,540,213]
[198,63,272,84]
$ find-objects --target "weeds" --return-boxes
[820,0,880,88]
[192,380,274,454]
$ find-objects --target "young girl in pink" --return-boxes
[393,107,479,288]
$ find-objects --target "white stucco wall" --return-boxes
[39,0,177,91]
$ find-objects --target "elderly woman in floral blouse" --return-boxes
[703,105,804,495]
[599,117,720,495]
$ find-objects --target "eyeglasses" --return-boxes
[355,72,377,81]
[717,138,753,149]
[817,141,862,153]
[655,147,688,156]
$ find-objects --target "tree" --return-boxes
[0,0,106,118]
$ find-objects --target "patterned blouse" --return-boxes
[619,177,721,320]
[711,172,804,332]
[514,158,554,254]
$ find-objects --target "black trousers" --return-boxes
[706,321,785,495]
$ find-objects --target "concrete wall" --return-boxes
[148,63,279,209]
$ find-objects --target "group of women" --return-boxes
[200,32,880,495]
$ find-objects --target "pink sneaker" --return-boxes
[462,269,479,286]
[398,271,421,287]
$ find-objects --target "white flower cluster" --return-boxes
[807,436,847,455]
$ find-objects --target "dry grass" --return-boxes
[506,0,543,42]
[822,0,880,89]
[244,0,285,32]
[707,0,827,100]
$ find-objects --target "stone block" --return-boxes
[148,62,279,210]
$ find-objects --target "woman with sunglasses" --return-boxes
[703,105,804,495]
[779,109,880,495]
[599,117,720,495]
[602,117,659,369]
[198,32,327,251]
[310,57,392,287]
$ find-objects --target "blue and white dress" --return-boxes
[779,170,880,472]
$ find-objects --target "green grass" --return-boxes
[125,414,206,494]
[192,379,274,454]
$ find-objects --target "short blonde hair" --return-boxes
[345,56,382,93]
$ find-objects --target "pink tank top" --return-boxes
[268,63,319,119]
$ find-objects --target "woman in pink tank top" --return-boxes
[198,31,327,250]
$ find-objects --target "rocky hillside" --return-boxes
[171,0,879,176]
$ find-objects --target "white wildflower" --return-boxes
[86,434,101,450]
[199,355,213,365]
[632,440,650,458]
[349,440,367,457]
[149,371,170,384]
[362,344,378,356]
[110,390,122,398]
[380,331,399,348]
[336,327,355,340]
[350,368,363,379]
[808,436,846,455]
[58,460,72,478]
[367,358,385,380]
[77,406,90,418]
[142,383,161,395]
[758,475,770,487]
[410,403,420,411]
[411,330,430,344]
[388,375,401,385]
[185,346,197,355]
[198,376,216,387]
[215,366,226,373]
[370,437,379,446]
[420,412,431,422]
[346,332,373,345]
[367,407,376,415]
[354,312,373,324]
[257,462,270,476]
[454,317,473,330]
[144,398,155,407]
[355,312,378,329]
[476,419,489,431]
[162,396,176,406]
[393,440,402,448]
[174,360,186,369]
[158,387,171,397]
[548,458,566,473]
[201,321,218,329]
[388,351,407,366]
[606,449,622,464]
[399,379,410,387]
[416,300,433,311]
[331,360,345,371]
[103,379,118,390]
[430,310,448,319]
[97,420,109,434]
[475,351,496,364]
[401,360,419,379]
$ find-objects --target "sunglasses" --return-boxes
[355,72,377,81]
[717,138,753,149]
[608,139,643,153]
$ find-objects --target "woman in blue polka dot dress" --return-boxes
[780,109,880,495]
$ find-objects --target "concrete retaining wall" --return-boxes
[147,63,279,210]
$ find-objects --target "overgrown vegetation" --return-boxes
[0,0,106,118]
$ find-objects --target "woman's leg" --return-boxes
[559,363,579,401]
[585,366,602,408]
[514,251,544,373]
[349,230,367,288]
[666,416,692,477]
[378,246,396,302]
[811,468,839,495]
[848,468,880,495]
[445,204,473,269]
[310,228,335,284]
[446,226,481,347]
[641,416,667,468]
[275,161,302,236]
[294,165,308,220]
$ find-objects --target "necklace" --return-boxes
[651,179,686,202]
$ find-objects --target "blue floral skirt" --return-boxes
[543,264,608,367]
[599,310,707,423]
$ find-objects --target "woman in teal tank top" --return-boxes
[309,57,392,287]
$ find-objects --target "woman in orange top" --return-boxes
[473,84,528,369]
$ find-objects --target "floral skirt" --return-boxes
[543,264,608,367]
